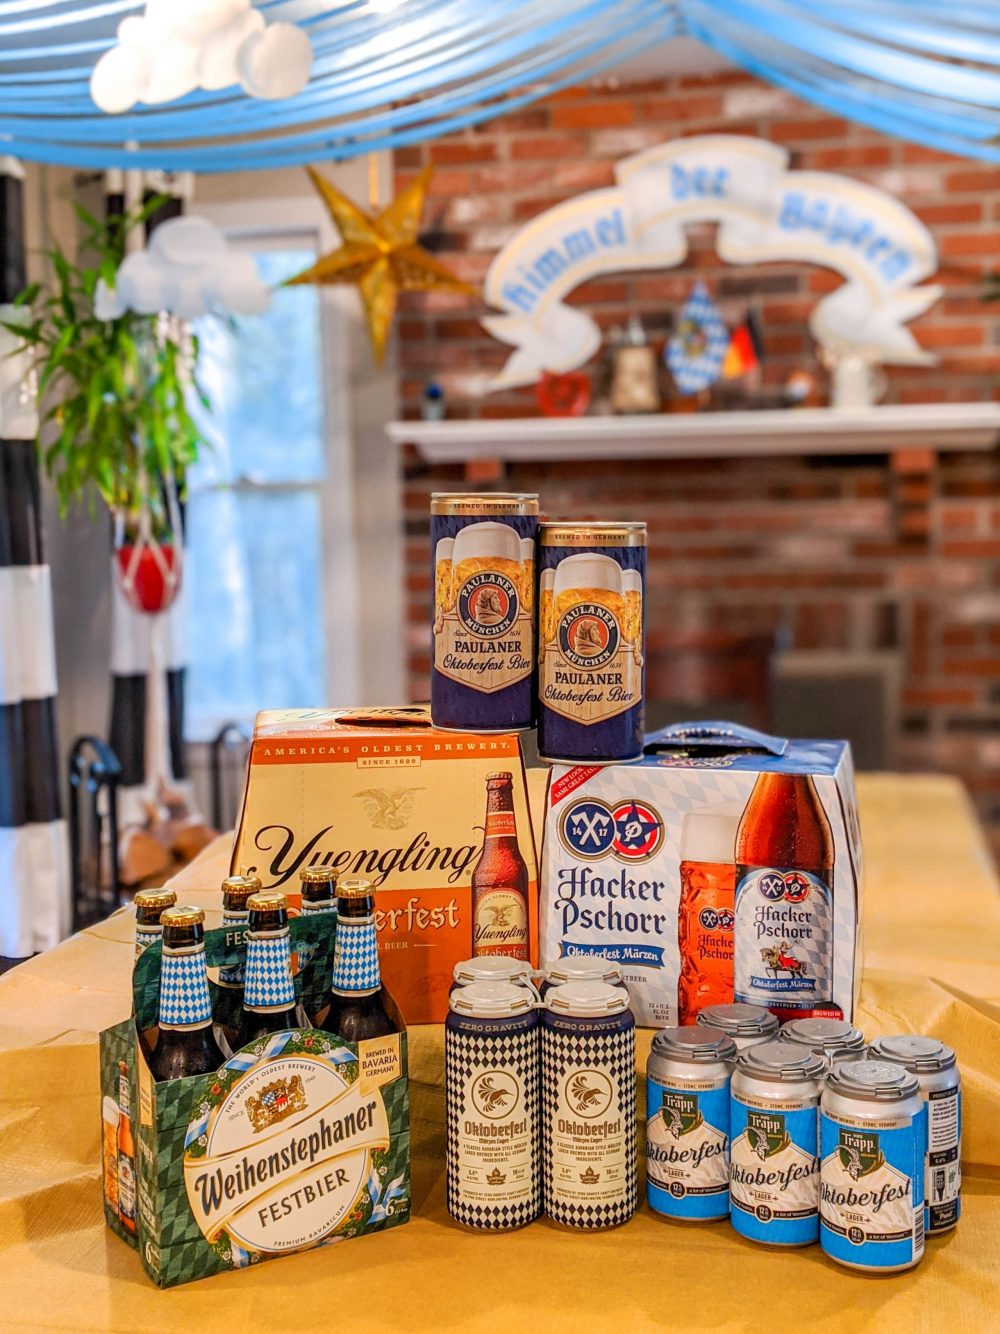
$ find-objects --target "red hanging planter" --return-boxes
[116,542,181,615]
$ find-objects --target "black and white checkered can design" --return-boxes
[445,982,541,1230]
[541,981,637,1229]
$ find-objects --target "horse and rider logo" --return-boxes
[759,940,808,980]
[837,1129,885,1180]
[746,1110,791,1160]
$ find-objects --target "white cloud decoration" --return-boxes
[95,217,273,321]
[90,1,312,112]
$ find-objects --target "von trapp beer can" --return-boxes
[780,1017,867,1068]
[445,982,541,1230]
[431,493,538,731]
[697,1003,779,1052]
[646,1026,737,1222]
[729,1041,826,1247]
[541,981,637,1229]
[820,1060,926,1273]
[868,1035,961,1236]
[537,522,646,763]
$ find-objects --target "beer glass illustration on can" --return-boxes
[537,522,646,763]
[431,494,538,732]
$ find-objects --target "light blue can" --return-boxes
[821,1059,926,1273]
[646,1025,737,1222]
[729,1041,826,1247]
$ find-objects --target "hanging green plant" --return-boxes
[1,197,208,525]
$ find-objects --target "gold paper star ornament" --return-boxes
[287,165,476,363]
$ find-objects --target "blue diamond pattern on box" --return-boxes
[159,950,213,1028]
[245,932,296,1010]
[666,281,729,395]
[332,920,381,994]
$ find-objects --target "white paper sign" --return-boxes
[482,135,941,388]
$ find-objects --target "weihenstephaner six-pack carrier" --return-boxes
[539,723,863,1028]
[98,914,410,1287]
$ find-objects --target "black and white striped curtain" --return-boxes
[0,156,69,960]
[105,172,190,820]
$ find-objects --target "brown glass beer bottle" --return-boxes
[231,893,303,1050]
[148,907,226,1081]
[318,877,399,1042]
[471,771,530,960]
[733,773,836,1019]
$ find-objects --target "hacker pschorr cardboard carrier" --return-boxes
[231,707,539,1024]
[539,722,862,1028]
[98,917,410,1287]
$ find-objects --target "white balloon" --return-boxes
[150,216,227,270]
[94,278,125,321]
[90,43,150,114]
[215,252,272,316]
[198,7,264,90]
[118,252,168,315]
[141,33,200,105]
[237,23,312,100]
[146,0,247,44]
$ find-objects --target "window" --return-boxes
[185,241,327,739]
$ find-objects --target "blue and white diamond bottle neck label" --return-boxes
[159,941,214,1030]
[244,926,296,1013]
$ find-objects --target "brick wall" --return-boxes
[394,69,1000,858]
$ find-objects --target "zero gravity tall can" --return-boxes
[537,522,646,763]
[431,493,538,731]
[445,981,541,1230]
[541,981,637,1228]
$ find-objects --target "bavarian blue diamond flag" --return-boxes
[666,282,729,395]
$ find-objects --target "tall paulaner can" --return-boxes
[697,1002,779,1052]
[820,1059,926,1273]
[431,493,538,731]
[541,981,637,1228]
[729,1041,826,1246]
[537,522,646,763]
[445,982,541,1230]
[868,1035,961,1236]
[780,1017,867,1068]
[646,1025,737,1222]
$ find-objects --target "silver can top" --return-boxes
[736,1040,827,1083]
[780,1017,866,1052]
[449,981,535,1018]
[868,1034,956,1074]
[546,956,623,987]
[453,956,534,986]
[697,1003,779,1039]
[828,1058,920,1101]
[546,981,630,1018]
[652,1024,738,1064]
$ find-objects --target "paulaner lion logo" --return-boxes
[355,787,423,831]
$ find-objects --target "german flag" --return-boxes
[722,308,764,378]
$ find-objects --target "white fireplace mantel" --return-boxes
[387,402,1000,463]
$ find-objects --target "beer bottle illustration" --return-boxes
[116,1061,137,1234]
[677,806,739,1024]
[733,773,835,1018]
[472,772,530,960]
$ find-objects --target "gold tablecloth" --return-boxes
[1,773,999,1332]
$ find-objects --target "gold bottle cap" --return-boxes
[299,865,339,885]
[134,888,177,910]
[160,905,205,928]
[337,876,375,900]
[247,891,287,913]
[221,874,262,902]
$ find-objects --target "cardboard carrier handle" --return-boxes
[333,707,434,729]
[642,719,788,757]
